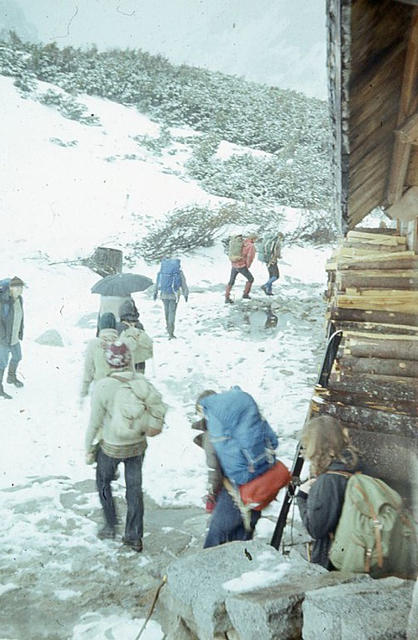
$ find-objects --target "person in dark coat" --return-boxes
[0,276,25,399]
[296,415,359,569]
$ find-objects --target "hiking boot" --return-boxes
[0,370,11,399]
[225,297,234,304]
[168,333,176,340]
[122,537,143,552]
[0,383,12,399]
[97,525,116,540]
[266,291,274,296]
[7,364,24,388]
[242,294,251,299]
[261,284,269,296]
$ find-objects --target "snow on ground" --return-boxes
[0,76,332,638]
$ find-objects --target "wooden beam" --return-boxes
[387,9,418,204]
[397,112,418,143]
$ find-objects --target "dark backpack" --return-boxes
[0,278,11,317]
[200,386,279,486]
[329,472,417,579]
[159,258,182,294]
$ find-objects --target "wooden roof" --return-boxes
[327,0,418,232]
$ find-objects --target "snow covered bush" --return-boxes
[38,89,100,126]
[130,204,241,262]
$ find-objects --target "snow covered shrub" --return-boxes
[13,72,36,94]
[287,208,338,244]
[133,125,172,155]
[38,89,100,126]
[130,204,241,262]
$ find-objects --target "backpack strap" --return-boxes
[223,477,252,531]
[325,470,353,478]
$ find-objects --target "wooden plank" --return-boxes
[337,251,417,269]
[340,335,418,360]
[335,354,418,377]
[337,269,418,290]
[346,231,407,243]
[328,372,418,404]
[330,306,418,326]
[337,289,418,313]
[331,320,418,336]
[397,112,418,143]
[387,134,412,204]
[310,394,417,438]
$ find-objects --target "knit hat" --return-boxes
[119,299,139,322]
[105,341,131,368]
[10,276,24,287]
[98,312,116,331]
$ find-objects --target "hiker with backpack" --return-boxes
[0,276,25,399]
[85,341,167,551]
[80,312,119,404]
[196,386,282,548]
[297,415,417,577]
[153,258,189,339]
[296,415,360,569]
[116,299,153,373]
[225,233,257,303]
[259,232,283,296]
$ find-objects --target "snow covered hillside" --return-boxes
[0,75,332,639]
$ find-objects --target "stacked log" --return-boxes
[314,229,418,499]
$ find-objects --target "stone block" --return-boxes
[225,569,370,640]
[407,579,418,640]
[302,576,414,640]
[160,540,331,640]
[35,329,64,347]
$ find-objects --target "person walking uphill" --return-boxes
[80,312,119,403]
[0,276,25,399]
[225,233,257,303]
[85,341,167,551]
[153,258,188,339]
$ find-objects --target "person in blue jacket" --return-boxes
[153,258,188,339]
[197,386,278,548]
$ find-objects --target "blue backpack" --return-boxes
[200,387,279,486]
[0,279,11,315]
[159,258,182,294]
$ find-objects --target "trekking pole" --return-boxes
[270,325,343,551]
[133,575,167,640]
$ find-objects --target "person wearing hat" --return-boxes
[85,341,167,551]
[80,312,119,403]
[116,299,153,374]
[225,233,257,303]
[0,276,25,399]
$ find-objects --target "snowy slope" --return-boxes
[0,76,332,638]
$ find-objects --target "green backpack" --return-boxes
[228,235,244,261]
[329,472,417,579]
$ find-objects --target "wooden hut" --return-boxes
[313,0,418,506]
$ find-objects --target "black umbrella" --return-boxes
[91,273,153,296]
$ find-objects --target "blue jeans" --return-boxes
[96,449,144,542]
[203,487,261,548]
[162,298,177,336]
[0,342,22,370]
[263,263,279,293]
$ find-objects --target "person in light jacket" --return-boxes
[85,341,167,551]
[0,276,25,399]
[116,300,152,373]
[80,312,118,402]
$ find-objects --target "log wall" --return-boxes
[311,229,418,508]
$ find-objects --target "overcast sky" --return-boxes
[3,0,327,98]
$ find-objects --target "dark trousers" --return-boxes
[203,487,261,548]
[96,449,144,542]
[228,267,254,287]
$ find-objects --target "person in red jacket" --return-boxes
[225,233,257,303]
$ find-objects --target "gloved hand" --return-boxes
[205,493,217,513]
[85,451,96,465]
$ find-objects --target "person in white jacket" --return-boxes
[85,341,167,551]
